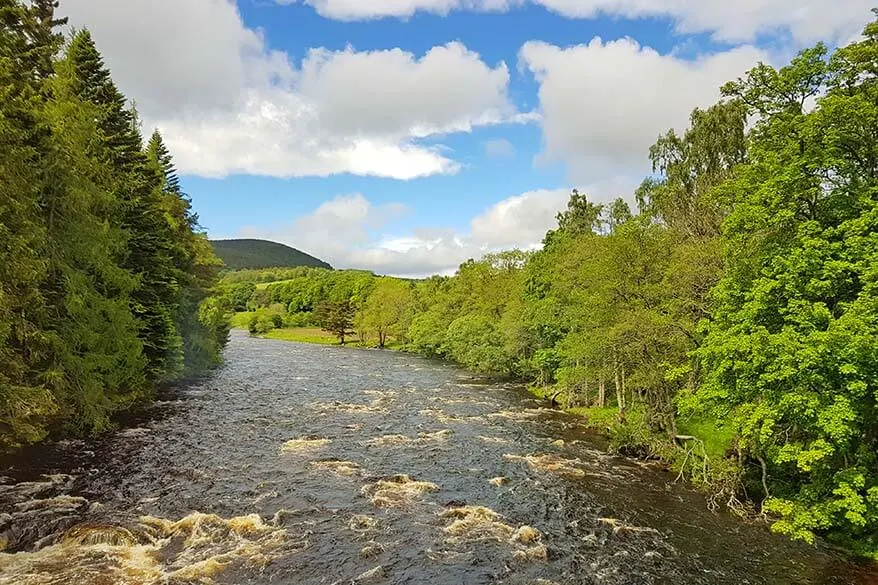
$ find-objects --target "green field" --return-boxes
[254,279,294,290]
[262,327,339,345]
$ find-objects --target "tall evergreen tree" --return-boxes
[65,30,183,382]
[145,129,227,374]
[0,0,56,447]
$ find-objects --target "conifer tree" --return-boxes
[0,0,56,447]
[65,30,184,382]
[145,129,227,374]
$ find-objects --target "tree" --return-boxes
[0,0,57,447]
[359,278,414,348]
[543,189,604,245]
[315,299,356,345]
[145,129,226,375]
[639,100,747,238]
[64,29,184,383]
[695,26,878,549]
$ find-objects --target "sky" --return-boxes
[60,0,872,277]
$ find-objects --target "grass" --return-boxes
[567,405,620,430]
[563,405,735,459]
[260,324,405,350]
[229,309,407,350]
[263,327,339,345]
[254,279,295,290]
[676,416,737,461]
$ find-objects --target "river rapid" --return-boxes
[0,330,875,585]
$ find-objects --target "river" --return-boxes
[0,330,875,585]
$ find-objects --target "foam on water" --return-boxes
[0,512,300,585]
[360,475,439,508]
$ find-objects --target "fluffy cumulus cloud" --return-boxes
[59,0,517,180]
[519,38,767,183]
[239,193,467,276]
[243,182,643,277]
[470,188,569,248]
[283,0,872,44]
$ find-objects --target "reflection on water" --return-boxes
[0,330,876,584]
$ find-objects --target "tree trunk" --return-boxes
[613,351,625,412]
[598,377,606,407]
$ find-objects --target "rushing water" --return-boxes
[1,330,876,585]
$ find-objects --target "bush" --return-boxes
[284,311,315,327]
[248,309,282,335]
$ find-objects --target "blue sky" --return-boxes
[62,0,871,276]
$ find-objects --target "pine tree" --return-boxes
[43,23,148,433]
[20,0,66,81]
[145,129,226,374]
[65,30,184,382]
[0,0,56,447]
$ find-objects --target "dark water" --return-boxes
[1,330,876,584]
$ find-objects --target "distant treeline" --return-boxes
[219,18,878,557]
[0,1,229,450]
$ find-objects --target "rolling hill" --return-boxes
[210,239,332,271]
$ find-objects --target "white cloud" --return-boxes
[157,89,461,180]
[242,182,641,277]
[470,188,568,248]
[280,0,524,21]
[519,38,767,183]
[240,193,412,266]
[281,0,871,44]
[60,0,294,118]
[59,1,517,180]
[483,138,516,158]
[531,0,872,44]
[298,43,514,139]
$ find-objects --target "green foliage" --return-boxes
[0,4,226,450]
[263,327,338,345]
[215,282,256,312]
[284,311,316,328]
[443,314,510,374]
[694,21,878,549]
[357,278,415,348]
[211,239,331,271]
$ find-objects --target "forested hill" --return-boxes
[211,239,331,271]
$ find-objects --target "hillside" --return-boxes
[211,239,332,271]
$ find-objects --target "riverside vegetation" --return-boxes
[218,16,878,559]
[0,3,229,450]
